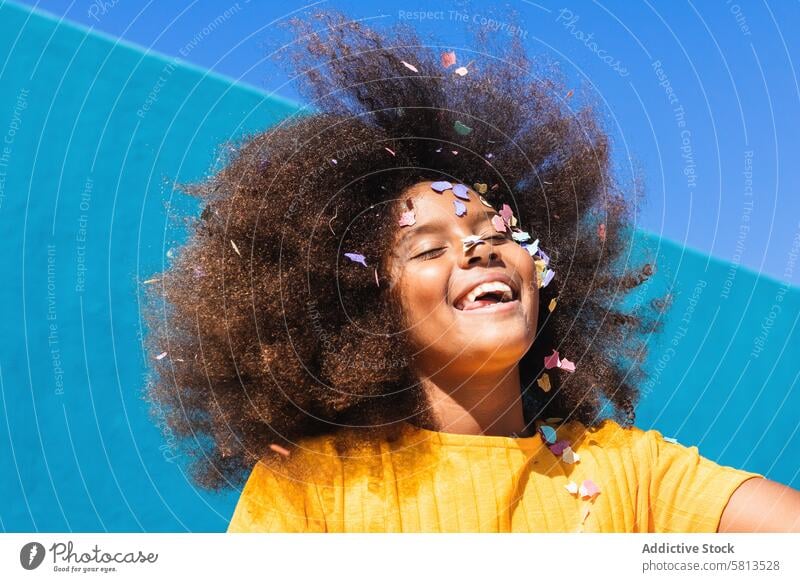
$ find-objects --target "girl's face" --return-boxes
[388,181,539,375]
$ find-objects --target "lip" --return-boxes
[455,298,521,315]
[452,272,520,310]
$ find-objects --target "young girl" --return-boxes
[144,11,800,533]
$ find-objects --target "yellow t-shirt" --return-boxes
[227,418,763,533]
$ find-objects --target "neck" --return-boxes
[413,363,529,437]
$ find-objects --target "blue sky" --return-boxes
[15,0,800,284]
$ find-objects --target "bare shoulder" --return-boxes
[719,477,800,532]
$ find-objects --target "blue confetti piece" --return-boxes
[431,180,453,193]
[453,200,467,216]
[539,425,557,444]
[452,183,469,200]
[344,252,368,267]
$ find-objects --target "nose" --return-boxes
[460,238,500,267]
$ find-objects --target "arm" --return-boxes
[718,477,800,532]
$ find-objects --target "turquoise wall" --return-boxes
[0,1,797,532]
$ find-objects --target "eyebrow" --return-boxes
[399,210,498,246]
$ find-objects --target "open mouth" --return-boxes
[454,281,519,312]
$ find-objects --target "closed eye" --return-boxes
[414,248,446,261]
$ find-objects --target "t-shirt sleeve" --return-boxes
[644,428,765,533]
[227,461,323,533]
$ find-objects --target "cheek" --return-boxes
[397,263,451,325]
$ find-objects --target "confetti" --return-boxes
[478,195,493,208]
[537,373,551,392]
[435,147,443,153]
[398,210,416,227]
[537,248,550,266]
[453,199,467,217]
[269,443,291,457]
[454,66,469,76]
[561,446,580,464]
[566,89,574,99]
[540,269,555,288]
[344,252,367,267]
[143,278,160,284]
[663,436,679,444]
[452,183,470,200]
[454,120,472,135]
[431,180,453,193]
[473,183,488,194]
[548,439,570,456]
[544,349,561,369]
[565,481,579,495]
[491,214,507,233]
[580,504,591,525]
[441,51,456,68]
[155,351,168,360]
[579,479,600,500]
[545,417,564,423]
[539,425,557,444]
[374,268,380,287]
[462,235,485,251]
[598,223,606,242]
[330,158,338,165]
[559,358,576,373]
[384,146,396,156]
[230,240,241,257]
[522,239,540,256]
[401,60,419,73]
[499,203,515,226]
[511,230,531,243]
[548,298,557,312]
[485,152,494,159]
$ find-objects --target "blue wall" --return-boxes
[0,1,797,532]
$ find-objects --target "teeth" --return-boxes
[457,281,514,309]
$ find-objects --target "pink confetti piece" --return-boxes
[269,443,291,457]
[156,351,168,360]
[566,89,574,99]
[548,439,570,456]
[330,158,338,165]
[491,214,507,233]
[559,358,576,373]
[450,150,459,155]
[500,203,514,223]
[453,199,467,217]
[344,252,367,267]
[561,446,580,464]
[401,60,419,73]
[431,180,452,193]
[579,479,600,499]
[544,349,560,369]
[452,183,470,200]
[441,51,456,68]
[598,223,606,241]
[384,147,396,156]
[230,240,241,257]
[398,209,416,227]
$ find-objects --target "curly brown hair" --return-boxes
[142,11,660,490]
